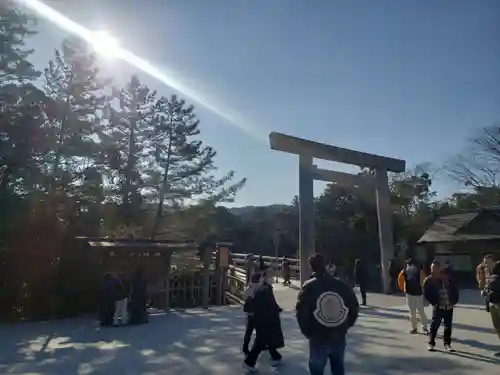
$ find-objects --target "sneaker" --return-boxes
[427,344,436,352]
[270,359,282,367]
[243,362,257,372]
[444,345,455,353]
[410,329,418,334]
[422,326,429,334]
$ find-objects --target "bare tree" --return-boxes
[445,124,500,188]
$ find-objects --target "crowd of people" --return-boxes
[241,253,360,374]
[241,252,500,374]
[99,268,148,327]
[396,254,500,355]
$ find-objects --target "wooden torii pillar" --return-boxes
[269,132,406,293]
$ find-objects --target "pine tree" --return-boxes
[102,75,156,224]
[0,3,39,82]
[0,3,50,320]
[0,3,46,193]
[146,95,245,238]
[43,36,110,199]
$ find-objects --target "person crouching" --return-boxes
[242,272,262,356]
[243,269,284,371]
[423,261,459,352]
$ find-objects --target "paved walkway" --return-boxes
[1,291,499,375]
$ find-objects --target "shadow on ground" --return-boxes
[0,305,497,375]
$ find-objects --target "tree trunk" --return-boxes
[151,126,173,239]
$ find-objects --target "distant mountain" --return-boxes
[229,204,290,220]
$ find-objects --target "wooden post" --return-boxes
[164,253,172,310]
[299,155,315,284]
[202,245,212,309]
[217,246,229,304]
[375,169,395,294]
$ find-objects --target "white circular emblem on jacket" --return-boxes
[313,291,349,327]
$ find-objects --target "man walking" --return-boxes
[423,261,459,352]
[398,258,428,334]
[296,253,359,375]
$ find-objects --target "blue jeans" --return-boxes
[309,339,346,375]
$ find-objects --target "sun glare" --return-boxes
[91,30,121,59]
[19,0,263,142]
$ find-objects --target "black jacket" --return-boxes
[423,276,459,308]
[354,262,368,286]
[244,283,284,348]
[296,272,359,343]
[487,274,500,304]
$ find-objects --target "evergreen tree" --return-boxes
[102,75,156,224]
[43,36,110,201]
[146,95,245,238]
[0,3,39,82]
[0,4,46,199]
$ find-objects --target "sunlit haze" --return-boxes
[19,0,263,142]
[91,30,121,59]
[14,0,500,206]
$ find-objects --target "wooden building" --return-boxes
[70,237,235,310]
[417,209,500,286]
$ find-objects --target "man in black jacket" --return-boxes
[423,261,459,352]
[296,253,359,375]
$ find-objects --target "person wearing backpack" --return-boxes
[398,258,428,334]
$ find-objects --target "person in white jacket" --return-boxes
[242,272,262,355]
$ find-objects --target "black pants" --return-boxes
[485,295,491,313]
[244,341,282,367]
[389,277,397,294]
[243,316,255,353]
[359,284,367,305]
[429,308,453,346]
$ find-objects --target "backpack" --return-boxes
[404,265,422,295]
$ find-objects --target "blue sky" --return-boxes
[28,0,500,206]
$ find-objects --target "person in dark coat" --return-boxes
[296,253,359,375]
[388,258,398,294]
[354,259,368,306]
[99,273,116,326]
[245,254,256,284]
[486,261,500,357]
[243,269,284,371]
[258,255,265,271]
[423,262,459,352]
[129,268,148,325]
[242,272,262,355]
[282,256,291,286]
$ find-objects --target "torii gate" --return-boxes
[269,132,406,293]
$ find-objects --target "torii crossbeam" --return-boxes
[269,132,406,293]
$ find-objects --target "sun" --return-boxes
[91,30,121,59]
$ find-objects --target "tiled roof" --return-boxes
[418,212,500,243]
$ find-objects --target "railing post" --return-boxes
[201,244,213,309]
[164,253,172,310]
